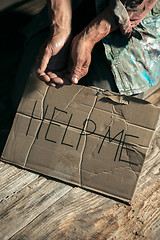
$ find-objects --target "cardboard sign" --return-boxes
[1,74,160,203]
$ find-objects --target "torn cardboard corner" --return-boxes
[1,74,160,203]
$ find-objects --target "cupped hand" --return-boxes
[36,31,71,87]
[68,33,94,84]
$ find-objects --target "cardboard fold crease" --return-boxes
[1,73,160,203]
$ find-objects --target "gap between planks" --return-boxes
[0,166,73,240]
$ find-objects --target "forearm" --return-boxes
[79,7,118,48]
[47,0,72,36]
[81,0,159,46]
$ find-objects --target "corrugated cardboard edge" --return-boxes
[1,74,160,205]
[0,156,131,204]
[130,111,160,203]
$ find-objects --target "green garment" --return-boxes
[102,1,160,95]
[21,0,160,96]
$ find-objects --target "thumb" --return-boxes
[36,48,51,75]
[71,60,82,84]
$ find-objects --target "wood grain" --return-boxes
[0,162,38,202]
[145,89,160,105]
[0,170,72,240]
[0,1,160,239]
[8,166,160,240]
[0,122,158,240]
[1,103,160,240]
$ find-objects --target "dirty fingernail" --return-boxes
[72,77,78,84]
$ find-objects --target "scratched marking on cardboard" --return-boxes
[24,100,139,166]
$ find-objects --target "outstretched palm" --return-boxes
[36,31,72,87]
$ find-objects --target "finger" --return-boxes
[36,47,51,82]
[46,72,64,85]
[37,72,50,83]
[46,82,56,87]
[71,57,91,84]
[51,77,64,85]
[47,78,71,89]
[71,59,83,84]
[46,70,66,78]
[55,78,72,89]
[46,71,58,79]
[37,44,51,72]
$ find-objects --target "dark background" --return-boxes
[1,0,159,155]
[0,0,96,154]
[0,0,46,153]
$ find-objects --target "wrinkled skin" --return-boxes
[36,31,71,88]
[67,34,93,84]
[36,0,156,88]
[36,31,94,87]
[36,1,118,87]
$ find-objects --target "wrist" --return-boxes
[82,20,112,46]
[47,0,72,37]
[48,30,72,50]
[78,31,95,52]
[80,8,118,45]
[50,25,71,38]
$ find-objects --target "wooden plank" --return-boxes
[0,176,72,240]
[9,137,160,240]
[0,1,158,238]
[1,103,160,240]
[0,99,159,240]
[9,179,160,240]
[145,89,160,105]
[155,100,160,108]
[0,162,39,202]
[10,187,116,240]
[0,161,12,173]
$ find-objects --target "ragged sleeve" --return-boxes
[109,0,159,37]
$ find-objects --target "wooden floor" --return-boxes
[0,1,160,239]
[0,109,160,239]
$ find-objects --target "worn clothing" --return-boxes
[109,0,159,36]
[21,0,160,96]
[103,1,160,95]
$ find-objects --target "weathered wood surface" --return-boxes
[146,89,160,105]
[0,107,160,240]
[0,1,160,239]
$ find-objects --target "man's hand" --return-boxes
[68,34,93,84]
[36,0,72,87]
[36,1,118,88]
[69,7,118,84]
[36,31,71,87]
